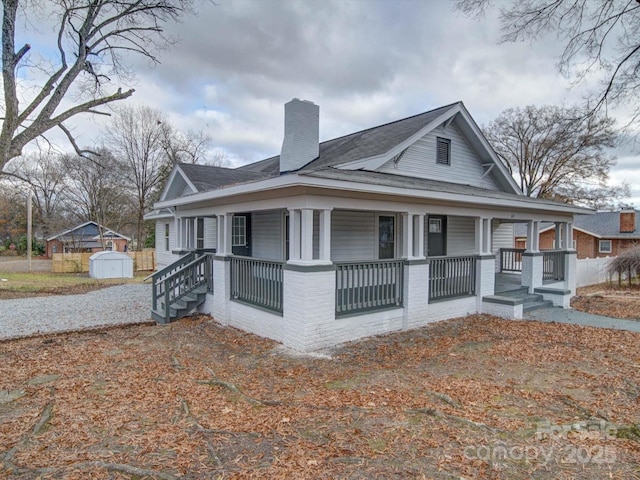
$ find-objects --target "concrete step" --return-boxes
[498,287,529,298]
[523,300,554,312]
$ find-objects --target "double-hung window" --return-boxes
[599,240,612,254]
[232,216,246,247]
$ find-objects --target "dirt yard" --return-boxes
[1,314,639,479]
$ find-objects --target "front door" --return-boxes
[427,215,446,256]
[231,213,252,256]
[378,215,395,259]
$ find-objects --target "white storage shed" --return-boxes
[89,251,134,279]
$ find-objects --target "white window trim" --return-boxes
[428,217,442,234]
[599,239,612,254]
[232,215,246,247]
[164,223,170,251]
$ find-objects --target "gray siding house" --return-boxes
[146,99,588,351]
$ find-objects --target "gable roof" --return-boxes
[235,104,459,176]
[46,221,130,242]
[202,101,517,195]
[514,210,640,239]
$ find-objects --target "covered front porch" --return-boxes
[485,220,577,316]
[153,194,577,350]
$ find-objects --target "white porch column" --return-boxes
[474,217,483,254]
[224,214,233,255]
[522,220,543,293]
[554,222,563,249]
[564,222,574,250]
[415,215,425,259]
[216,214,232,255]
[475,217,495,310]
[288,209,301,262]
[319,209,332,262]
[475,217,492,254]
[483,218,492,254]
[402,213,413,259]
[300,208,314,262]
[526,220,540,252]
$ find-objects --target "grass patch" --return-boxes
[0,271,145,297]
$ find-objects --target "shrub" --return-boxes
[607,244,640,286]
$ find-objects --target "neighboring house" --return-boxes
[146,99,589,351]
[515,210,639,259]
[46,221,130,257]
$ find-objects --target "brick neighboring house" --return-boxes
[46,221,130,258]
[515,210,639,259]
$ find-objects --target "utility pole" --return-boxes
[27,188,32,272]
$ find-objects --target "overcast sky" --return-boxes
[17,0,640,206]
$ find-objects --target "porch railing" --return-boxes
[152,253,212,323]
[335,259,404,316]
[543,250,565,282]
[500,248,525,273]
[429,255,476,302]
[230,256,284,314]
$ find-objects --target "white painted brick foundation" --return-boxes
[282,267,336,351]
[522,252,543,293]
[210,257,231,325]
[196,252,575,351]
[565,251,577,295]
[475,255,495,311]
[482,301,524,319]
[403,262,430,329]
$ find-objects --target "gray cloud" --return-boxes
[16,0,640,192]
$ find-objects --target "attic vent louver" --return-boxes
[436,137,451,165]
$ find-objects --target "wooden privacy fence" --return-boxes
[52,250,156,273]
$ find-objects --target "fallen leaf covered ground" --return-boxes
[1,314,639,479]
[572,283,640,320]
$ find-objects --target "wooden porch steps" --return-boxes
[151,285,208,324]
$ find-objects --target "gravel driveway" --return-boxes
[0,283,152,341]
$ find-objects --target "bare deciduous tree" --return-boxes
[62,149,133,240]
[0,181,25,241]
[484,104,628,208]
[3,148,68,238]
[103,105,168,250]
[0,0,191,173]
[162,127,212,165]
[457,0,640,125]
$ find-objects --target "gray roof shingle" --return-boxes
[302,169,588,211]
[514,211,640,238]
[178,163,273,193]
[574,210,639,238]
[236,102,460,175]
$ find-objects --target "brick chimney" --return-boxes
[280,98,319,173]
[620,209,636,233]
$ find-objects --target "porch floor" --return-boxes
[495,272,523,294]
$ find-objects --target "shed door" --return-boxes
[427,215,447,257]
